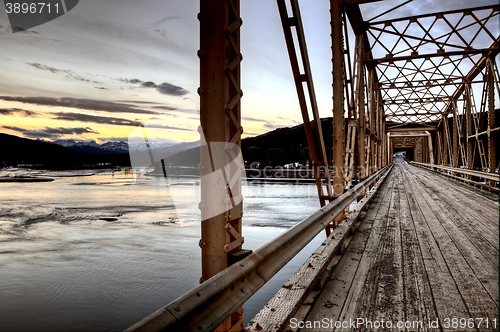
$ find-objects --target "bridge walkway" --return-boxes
[298,162,499,331]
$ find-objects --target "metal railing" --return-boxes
[125,163,393,332]
[411,161,500,182]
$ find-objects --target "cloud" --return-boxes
[0,108,41,117]
[152,105,176,111]
[122,100,162,104]
[0,96,160,115]
[119,78,189,96]
[3,125,97,139]
[263,122,285,130]
[242,116,287,131]
[242,116,267,122]
[3,125,28,132]
[141,81,157,88]
[27,63,96,83]
[156,82,189,96]
[53,111,194,131]
[53,112,143,127]
[277,116,300,124]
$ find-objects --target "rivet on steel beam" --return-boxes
[197,87,205,95]
[239,262,244,267]
[241,288,246,293]
[198,202,205,210]
[174,305,180,312]
[197,50,205,58]
[197,13,204,21]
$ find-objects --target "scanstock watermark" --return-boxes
[3,0,79,32]
[289,317,497,330]
[128,105,246,226]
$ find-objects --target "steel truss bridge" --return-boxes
[127,1,499,331]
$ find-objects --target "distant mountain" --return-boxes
[43,138,199,157]
[1,134,131,169]
[39,138,129,155]
[160,117,336,168]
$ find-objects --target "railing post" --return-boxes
[199,0,244,330]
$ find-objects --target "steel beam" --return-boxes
[199,0,244,330]
[331,0,346,199]
[487,58,498,186]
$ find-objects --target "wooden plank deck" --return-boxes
[299,162,499,332]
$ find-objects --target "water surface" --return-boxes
[0,169,325,330]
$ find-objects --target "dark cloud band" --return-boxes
[120,78,189,96]
[0,96,160,115]
[3,125,97,139]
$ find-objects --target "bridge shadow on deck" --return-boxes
[301,162,499,331]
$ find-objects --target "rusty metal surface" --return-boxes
[277,0,333,209]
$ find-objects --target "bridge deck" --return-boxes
[300,163,499,331]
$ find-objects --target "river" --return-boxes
[0,169,326,331]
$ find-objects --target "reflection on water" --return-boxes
[0,169,324,331]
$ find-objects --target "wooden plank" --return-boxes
[397,166,439,332]
[400,166,472,328]
[407,165,499,228]
[402,166,498,330]
[352,167,403,331]
[247,167,393,331]
[408,165,499,242]
[301,171,396,331]
[407,166,499,268]
[412,166,499,216]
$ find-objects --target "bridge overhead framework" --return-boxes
[126,1,499,331]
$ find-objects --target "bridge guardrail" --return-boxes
[411,162,500,182]
[125,163,394,332]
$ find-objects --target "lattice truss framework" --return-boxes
[337,0,499,180]
[361,3,499,124]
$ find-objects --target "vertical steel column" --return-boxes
[331,0,346,199]
[388,134,393,163]
[426,131,434,167]
[199,0,244,330]
[443,118,451,166]
[452,102,459,168]
[466,86,473,175]
[436,130,442,165]
[354,35,367,179]
[368,67,376,175]
[383,117,387,167]
[487,58,497,186]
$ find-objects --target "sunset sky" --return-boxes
[0,0,498,144]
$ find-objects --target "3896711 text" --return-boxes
[5,2,60,14]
